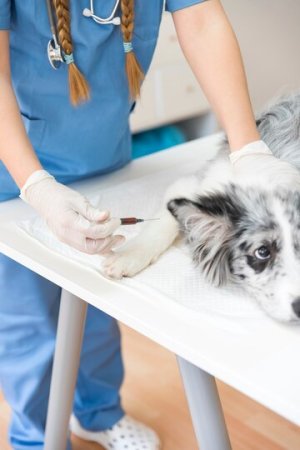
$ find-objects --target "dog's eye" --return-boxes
[254,245,271,260]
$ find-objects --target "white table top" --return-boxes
[1,134,300,426]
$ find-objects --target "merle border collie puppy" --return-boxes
[103,93,300,323]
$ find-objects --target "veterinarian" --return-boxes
[0,1,287,449]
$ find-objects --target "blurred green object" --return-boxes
[132,125,186,159]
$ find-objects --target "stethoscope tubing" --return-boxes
[46,0,59,47]
[89,0,120,23]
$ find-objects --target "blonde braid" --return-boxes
[121,0,144,99]
[53,0,90,106]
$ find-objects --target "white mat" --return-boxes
[18,162,265,323]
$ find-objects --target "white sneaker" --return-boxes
[70,414,161,450]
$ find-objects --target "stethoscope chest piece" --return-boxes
[47,38,64,70]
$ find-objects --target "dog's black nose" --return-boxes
[292,298,300,318]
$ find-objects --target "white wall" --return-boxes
[222,0,300,112]
[131,1,300,134]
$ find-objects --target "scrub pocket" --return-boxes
[21,113,46,152]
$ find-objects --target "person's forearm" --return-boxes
[172,0,260,151]
[0,32,42,189]
[0,75,42,188]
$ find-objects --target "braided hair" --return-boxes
[121,0,144,99]
[52,0,144,106]
[53,0,90,106]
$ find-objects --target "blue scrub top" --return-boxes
[0,0,205,201]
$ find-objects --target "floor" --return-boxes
[1,324,300,450]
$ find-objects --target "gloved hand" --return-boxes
[229,140,300,188]
[20,170,124,254]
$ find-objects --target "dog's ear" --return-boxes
[167,193,243,286]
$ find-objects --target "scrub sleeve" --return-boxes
[0,1,206,449]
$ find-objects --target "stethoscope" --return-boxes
[83,0,121,25]
[46,0,121,70]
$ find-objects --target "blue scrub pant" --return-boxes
[0,253,124,450]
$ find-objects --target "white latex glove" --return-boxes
[229,140,300,188]
[20,170,124,254]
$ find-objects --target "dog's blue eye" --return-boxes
[254,246,271,260]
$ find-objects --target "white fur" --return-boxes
[255,198,300,321]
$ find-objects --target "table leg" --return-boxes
[177,356,232,450]
[44,289,88,450]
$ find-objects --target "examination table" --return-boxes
[1,134,300,450]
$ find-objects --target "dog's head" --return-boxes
[168,186,300,322]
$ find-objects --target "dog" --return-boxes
[103,93,300,323]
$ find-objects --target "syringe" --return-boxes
[120,217,160,225]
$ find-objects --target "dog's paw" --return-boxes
[102,244,157,279]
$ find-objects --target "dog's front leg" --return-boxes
[102,174,199,279]
[102,208,179,279]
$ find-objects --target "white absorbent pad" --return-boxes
[18,162,265,322]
